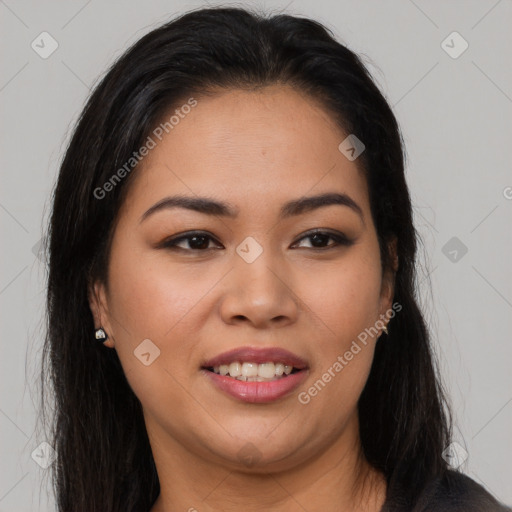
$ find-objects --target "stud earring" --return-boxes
[95,328,108,343]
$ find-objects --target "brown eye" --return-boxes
[293,230,353,250]
[162,232,221,252]
[160,229,353,253]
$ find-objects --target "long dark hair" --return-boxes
[41,6,452,511]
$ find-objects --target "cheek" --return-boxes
[107,243,213,341]
[298,250,383,346]
[104,241,228,398]
[104,246,211,422]
[296,248,382,406]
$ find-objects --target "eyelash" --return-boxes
[161,229,353,253]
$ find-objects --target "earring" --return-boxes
[95,328,108,343]
[382,324,389,335]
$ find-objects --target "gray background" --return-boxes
[1,0,511,510]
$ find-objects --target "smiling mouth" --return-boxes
[203,362,303,382]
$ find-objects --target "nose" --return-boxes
[219,250,299,329]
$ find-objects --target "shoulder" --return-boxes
[411,470,511,512]
[382,469,511,512]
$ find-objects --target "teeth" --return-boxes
[241,362,259,377]
[210,361,298,379]
[229,362,241,377]
[258,362,276,379]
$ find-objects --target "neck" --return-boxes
[148,413,387,512]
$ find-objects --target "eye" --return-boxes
[161,231,221,252]
[292,229,353,250]
[160,229,353,253]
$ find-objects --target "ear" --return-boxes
[88,280,115,348]
[379,236,398,316]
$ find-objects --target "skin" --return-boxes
[89,84,397,512]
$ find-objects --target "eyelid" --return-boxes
[159,230,221,251]
[294,227,350,241]
[160,228,353,252]
[292,228,353,249]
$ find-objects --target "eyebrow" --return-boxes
[139,192,364,224]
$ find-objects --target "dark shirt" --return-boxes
[381,470,511,511]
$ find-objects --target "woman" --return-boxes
[41,6,511,512]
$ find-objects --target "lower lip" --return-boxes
[202,369,309,403]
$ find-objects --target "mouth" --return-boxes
[200,347,309,403]
[202,362,303,382]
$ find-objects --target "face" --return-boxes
[90,85,396,473]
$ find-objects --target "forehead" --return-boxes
[121,85,370,221]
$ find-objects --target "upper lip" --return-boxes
[202,346,309,370]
